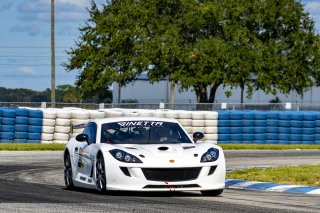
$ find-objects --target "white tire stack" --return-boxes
[53,109,72,144]
[191,111,205,134]
[204,111,218,144]
[122,109,140,117]
[122,109,131,117]
[70,109,90,139]
[130,110,140,117]
[178,110,193,135]
[41,109,57,143]
[152,110,167,118]
[165,110,179,120]
[139,110,153,117]
[106,109,123,118]
[89,110,105,119]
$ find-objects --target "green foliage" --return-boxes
[121,99,138,103]
[56,84,112,103]
[0,85,112,103]
[0,87,50,102]
[65,0,320,103]
[269,96,281,103]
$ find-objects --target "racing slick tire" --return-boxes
[96,155,107,193]
[201,189,223,196]
[64,152,75,190]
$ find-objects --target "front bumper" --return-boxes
[103,154,226,192]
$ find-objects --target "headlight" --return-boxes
[201,148,219,162]
[109,149,142,163]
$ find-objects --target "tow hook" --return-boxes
[165,182,176,191]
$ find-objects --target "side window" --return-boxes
[83,122,97,144]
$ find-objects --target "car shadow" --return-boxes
[62,187,204,197]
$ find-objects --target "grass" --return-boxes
[227,165,320,187]
[0,143,66,151]
[219,144,320,150]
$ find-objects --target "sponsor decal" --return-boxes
[78,160,84,168]
[79,147,89,156]
[117,121,163,128]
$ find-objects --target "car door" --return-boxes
[77,122,97,177]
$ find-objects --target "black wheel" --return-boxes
[64,152,75,190]
[96,155,107,193]
[201,189,223,196]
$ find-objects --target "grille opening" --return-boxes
[120,167,131,177]
[142,167,201,182]
[208,166,217,176]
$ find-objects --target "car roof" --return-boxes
[91,117,178,125]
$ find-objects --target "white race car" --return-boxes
[64,117,225,196]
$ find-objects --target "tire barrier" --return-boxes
[89,110,105,119]
[165,110,179,119]
[1,107,320,145]
[2,118,15,125]
[106,110,123,118]
[218,110,320,144]
[2,125,15,132]
[152,110,166,118]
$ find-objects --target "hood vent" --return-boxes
[183,146,196,150]
[158,146,169,151]
[125,147,137,150]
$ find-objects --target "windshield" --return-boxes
[100,121,192,144]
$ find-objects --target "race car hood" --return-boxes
[109,143,221,165]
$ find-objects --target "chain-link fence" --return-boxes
[1,101,320,111]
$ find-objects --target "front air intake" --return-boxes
[142,167,201,182]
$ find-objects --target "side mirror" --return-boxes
[76,133,89,144]
[193,132,204,143]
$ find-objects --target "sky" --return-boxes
[0,0,319,92]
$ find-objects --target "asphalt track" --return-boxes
[1,150,320,212]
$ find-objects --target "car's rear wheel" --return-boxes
[201,189,223,196]
[64,152,75,190]
[96,155,107,193]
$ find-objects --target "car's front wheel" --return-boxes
[96,155,107,193]
[64,152,75,190]
[201,189,223,196]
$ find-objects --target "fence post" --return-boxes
[159,102,165,109]
[41,102,47,108]
[221,103,227,110]
[99,103,104,109]
[285,103,292,110]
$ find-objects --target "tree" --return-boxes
[65,0,320,103]
[56,84,112,103]
[56,85,81,103]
